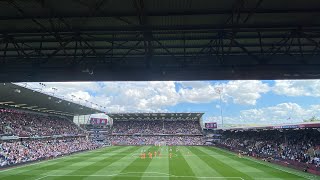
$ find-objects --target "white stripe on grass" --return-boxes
[199,146,264,174]
[142,148,170,180]
[211,147,317,180]
[35,146,133,179]
[181,146,224,178]
[83,146,148,177]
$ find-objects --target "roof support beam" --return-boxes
[1,55,320,81]
[2,8,320,20]
[133,0,154,68]
[3,23,318,34]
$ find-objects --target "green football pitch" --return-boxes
[0,146,319,180]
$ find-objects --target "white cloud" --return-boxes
[178,80,270,105]
[68,91,91,101]
[179,81,211,88]
[16,81,320,126]
[178,83,218,103]
[19,80,270,113]
[100,81,180,112]
[206,102,320,126]
[222,80,270,105]
[273,80,320,97]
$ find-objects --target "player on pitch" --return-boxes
[141,152,146,159]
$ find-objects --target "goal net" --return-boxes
[154,141,167,146]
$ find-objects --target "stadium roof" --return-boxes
[0,83,102,116]
[223,121,320,131]
[1,0,320,81]
[107,113,204,121]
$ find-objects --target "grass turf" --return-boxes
[0,146,319,180]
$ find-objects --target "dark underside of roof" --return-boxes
[1,0,320,81]
[0,83,102,116]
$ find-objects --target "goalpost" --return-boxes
[154,141,167,146]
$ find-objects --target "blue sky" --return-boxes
[18,80,320,126]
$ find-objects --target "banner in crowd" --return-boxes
[90,118,108,125]
[272,123,320,129]
[228,122,320,131]
[1,136,19,140]
[204,122,217,129]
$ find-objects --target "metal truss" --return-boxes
[1,0,320,81]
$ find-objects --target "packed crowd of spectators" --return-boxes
[0,109,83,137]
[0,108,204,168]
[219,129,320,167]
[0,109,103,168]
[108,135,204,146]
[112,120,202,135]
[0,138,101,167]
[85,120,203,145]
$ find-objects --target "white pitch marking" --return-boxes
[42,174,244,179]
[120,171,173,176]
[34,174,49,180]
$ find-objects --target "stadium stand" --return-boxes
[216,126,320,174]
[86,125,111,143]
[0,137,100,167]
[0,110,205,168]
[107,135,203,146]
[106,113,204,146]
[0,109,83,137]
[112,120,202,135]
[0,108,102,168]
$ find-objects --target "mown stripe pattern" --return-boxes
[0,146,318,180]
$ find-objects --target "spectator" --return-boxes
[218,129,320,167]
[0,109,83,137]
[107,135,204,146]
[0,138,101,167]
[112,120,202,135]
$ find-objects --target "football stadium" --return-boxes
[1,0,320,179]
[0,83,319,179]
